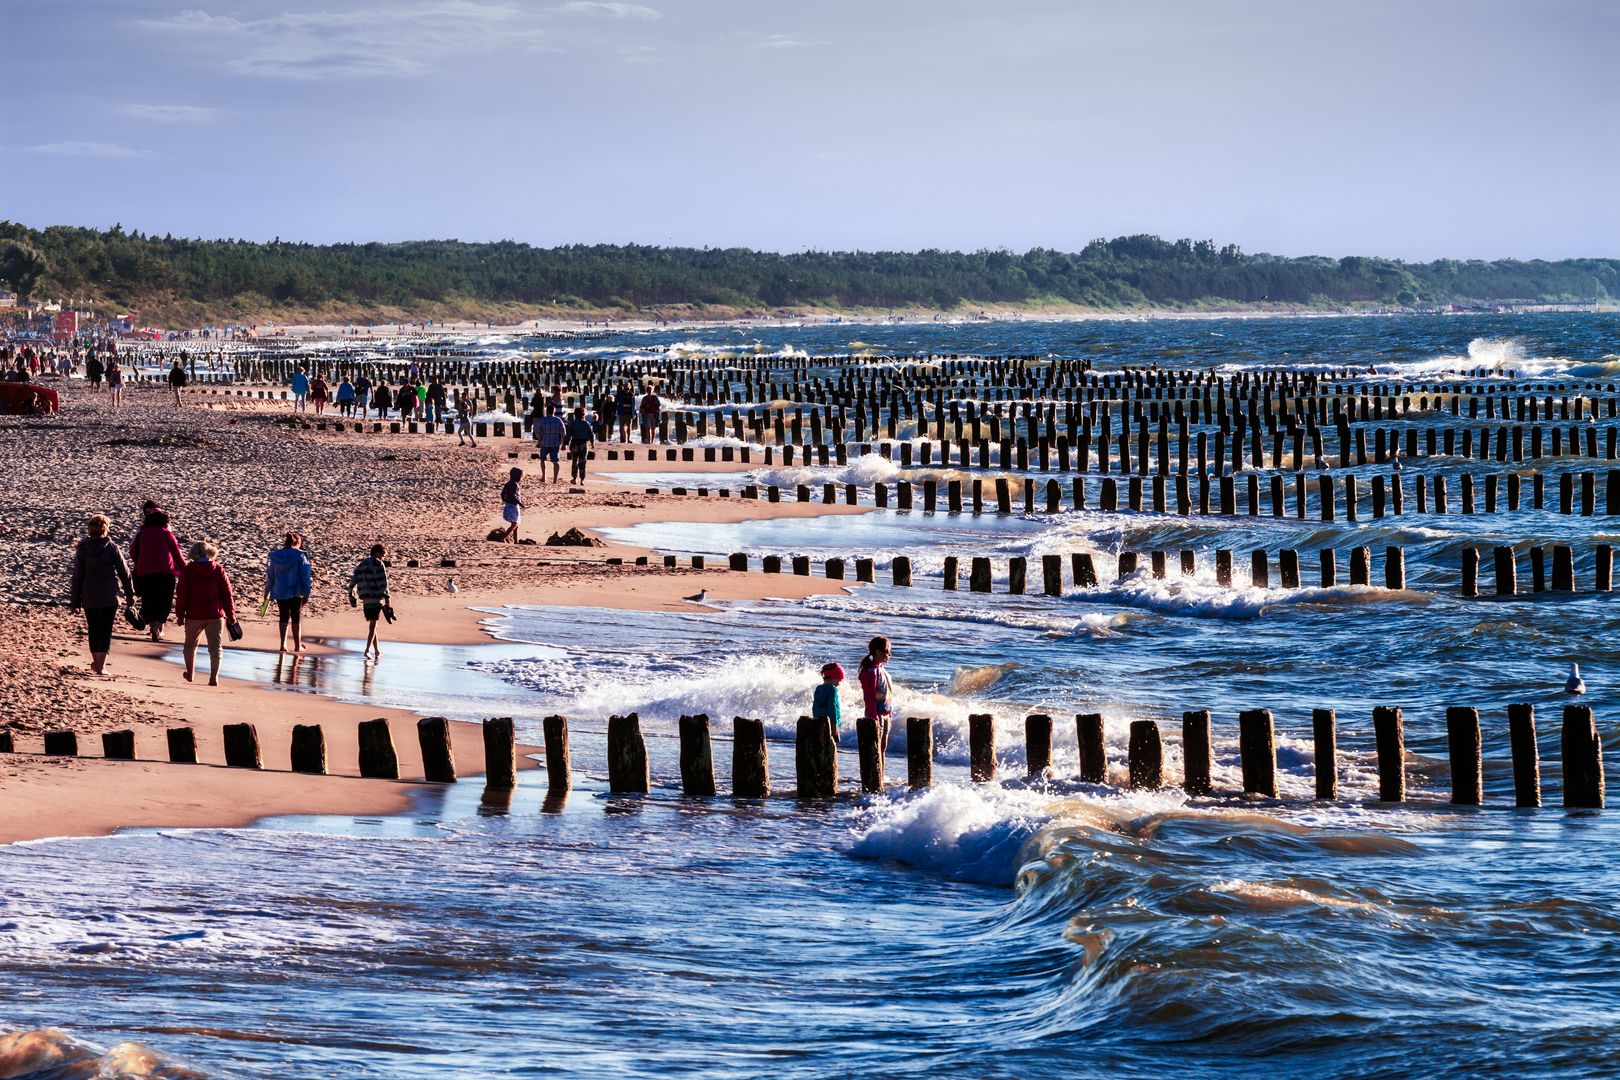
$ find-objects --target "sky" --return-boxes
[3,0,1617,260]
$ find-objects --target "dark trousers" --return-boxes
[569,441,589,482]
[135,572,176,627]
[84,606,116,653]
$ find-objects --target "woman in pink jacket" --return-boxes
[129,501,185,640]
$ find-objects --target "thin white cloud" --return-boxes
[30,141,151,159]
[149,3,552,79]
[115,103,220,123]
[556,1,660,18]
[755,33,819,48]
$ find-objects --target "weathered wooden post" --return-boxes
[857,716,885,793]
[1008,556,1027,594]
[417,716,457,783]
[290,723,327,775]
[729,552,748,571]
[358,718,400,780]
[1042,554,1063,596]
[1320,548,1337,587]
[1373,706,1404,801]
[1238,709,1277,797]
[1074,553,1098,587]
[1507,703,1540,807]
[795,715,838,797]
[732,716,770,797]
[1313,708,1337,799]
[969,713,996,782]
[1279,549,1300,588]
[1215,549,1233,586]
[1384,546,1406,590]
[1551,544,1575,591]
[892,556,913,587]
[907,716,933,789]
[166,727,198,765]
[1026,714,1053,778]
[1562,705,1605,809]
[1182,709,1212,795]
[1128,720,1162,788]
[970,557,992,593]
[482,716,517,791]
[1494,546,1518,596]
[1251,550,1269,588]
[1446,707,1482,805]
[608,712,650,794]
[222,723,262,769]
[1348,546,1371,586]
[1077,713,1106,783]
[1461,547,1480,597]
[679,713,717,796]
[101,730,135,760]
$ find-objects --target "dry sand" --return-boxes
[0,377,865,843]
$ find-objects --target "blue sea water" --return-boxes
[5,312,1620,1078]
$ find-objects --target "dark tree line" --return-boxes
[2,221,1615,317]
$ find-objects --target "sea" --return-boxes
[5,312,1620,1078]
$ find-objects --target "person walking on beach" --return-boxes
[347,543,391,661]
[814,662,845,733]
[396,381,416,423]
[105,359,123,408]
[336,375,356,416]
[290,366,310,412]
[565,406,595,484]
[265,531,313,653]
[69,513,134,676]
[456,390,477,446]
[310,374,331,416]
[427,377,447,425]
[534,407,565,484]
[129,502,184,641]
[615,381,635,443]
[500,467,525,541]
[174,540,237,686]
[85,350,104,389]
[859,636,894,753]
[354,373,372,417]
[372,382,393,420]
[638,385,662,444]
[168,358,188,406]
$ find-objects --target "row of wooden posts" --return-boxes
[725,468,1620,520]
[7,703,1601,809]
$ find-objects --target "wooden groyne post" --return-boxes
[1077,713,1106,783]
[1128,720,1162,788]
[1508,703,1540,807]
[1182,709,1212,796]
[907,716,933,789]
[1446,707,1482,805]
[969,713,997,782]
[358,718,400,780]
[679,713,717,797]
[290,724,327,775]
[732,717,770,797]
[795,716,838,797]
[1562,705,1605,809]
[1025,713,1053,778]
[1373,706,1404,802]
[608,713,650,794]
[223,723,262,769]
[417,716,457,783]
[484,716,517,791]
[1312,708,1337,800]
[1238,708,1277,797]
[857,716,885,793]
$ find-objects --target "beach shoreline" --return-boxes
[0,381,864,845]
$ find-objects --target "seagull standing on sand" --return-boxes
[684,589,707,603]
[1566,662,1586,695]
[446,576,459,593]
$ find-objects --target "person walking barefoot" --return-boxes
[69,513,134,676]
[174,540,237,687]
[129,501,184,641]
[265,531,313,653]
[500,468,525,542]
[348,543,391,661]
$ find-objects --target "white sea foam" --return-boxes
[750,453,902,489]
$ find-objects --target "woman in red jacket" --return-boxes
[174,539,237,686]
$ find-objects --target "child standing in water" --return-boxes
[859,637,893,753]
[814,663,844,732]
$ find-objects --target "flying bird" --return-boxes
[684,589,707,603]
[1565,662,1586,695]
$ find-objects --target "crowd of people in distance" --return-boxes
[68,501,400,681]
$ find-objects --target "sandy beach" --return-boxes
[0,376,861,844]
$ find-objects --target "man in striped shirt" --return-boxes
[534,407,566,484]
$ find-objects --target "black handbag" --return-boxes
[226,620,244,642]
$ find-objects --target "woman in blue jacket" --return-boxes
[265,531,314,652]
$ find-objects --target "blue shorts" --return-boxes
[537,445,560,464]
